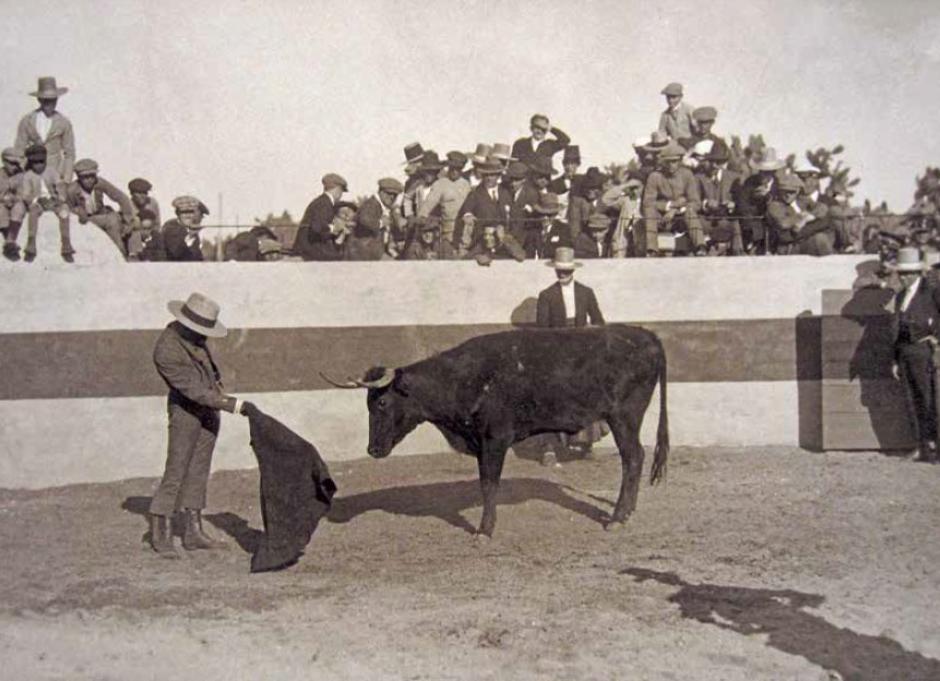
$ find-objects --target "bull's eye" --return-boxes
[377,397,387,410]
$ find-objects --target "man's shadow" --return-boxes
[121,496,263,554]
[623,567,940,681]
[327,478,610,534]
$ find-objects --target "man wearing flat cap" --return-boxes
[696,143,744,255]
[65,158,134,257]
[20,143,73,262]
[641,140,706,256]
[163,195,209,261]
[418,151,471,248]
[1,148,27,261]
[15,77,76,182]
[511,113,571,167]
[148,292,252,557]
[347,178,405,260]
[658,82,697,142]
[679,106,728,155]
[293,173,348,261]
[126,178,162,259]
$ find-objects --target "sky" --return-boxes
[2,0,938,224]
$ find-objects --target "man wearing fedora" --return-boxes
[403,151,443,223]
[574,212,613,259]
[149,292,250,557]
[739,147,786,254]
[510,114,570,167]
[348,177,405,260]
[66,158,134,258]
[532,193,572,260]
[401,141,425,193]
[164,195,209,261]
[455,156,511,255]
[696,143,744,255]
[536,247,606,464]
[549,145,585,199]
[418,151,471,248]
[15,77,76,182]
[292,173,348,261]
[1,148,27,261]
[658,83,696,142]
[891,247,940,463]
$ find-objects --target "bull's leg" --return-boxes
[607,416,644,525]
[476,443,507,537]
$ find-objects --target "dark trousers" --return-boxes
[149,401,220,516]
[897,343,937,444]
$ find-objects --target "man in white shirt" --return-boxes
[15,77,76,181]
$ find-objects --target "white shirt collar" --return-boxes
[901,276,922,312]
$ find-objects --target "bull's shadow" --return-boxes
[623,567,940,681]
[327,477,610,534]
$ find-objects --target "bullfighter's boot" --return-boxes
[914,441,938,463]
[148,514,180,559]
[182,509,228,550]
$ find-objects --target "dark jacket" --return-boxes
[162,220,204,262]
[507,181,542,244]
[293,194,341,261]
[510,127,571,166]
[153,322,236,413]
[536,281,605,328]
[225,226,277,262]
[548,173,585,198]
[894,279,940,356]
[346,195,388,261]
[65,176,134,222]
[573,232,608,259]
[137,229,167,261]
[455,183,513,247]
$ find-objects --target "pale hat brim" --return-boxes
[757,160,786,171]
[545,260,582,270]
[167,300,228,338]
[30,87,68,98]
[890,262,926,273]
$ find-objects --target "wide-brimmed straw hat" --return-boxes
[756,147,786,172]
[545,246,581,270]
[30,76,68,98]
[167,292,228,338]
[891,246,927,273]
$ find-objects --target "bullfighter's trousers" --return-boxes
[149,401,220,516]
[897,342,937,444]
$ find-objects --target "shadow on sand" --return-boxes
[327,477,610,534]
[623,567,940,681]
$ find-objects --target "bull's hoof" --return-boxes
[473,531,493,543]
[605,517,630,532]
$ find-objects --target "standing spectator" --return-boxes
[133,208,167,261]
[148,292,250,557]
[14,77,75,182]
[641,140,705,256]
[127,177,162,258]
[511,114,570,166]
[658,82,696,141]
[163,195,209,261]
[465,144,493,188]
[528,157,555,194]
[403,218,456,260]
[601,177,643,257]
[548,145,584,199]
[20,144,72,263]
[696,143,744,255]
[292,173,347,261]
[401,142,425,193]
[1,148,27,261]
[348,178,404,260]
[738,147,785,254]
[403,151,443,222]
[418,151,471,248]
[65,158,134,257]
[505,161,541,256]
[535,247,606,464]
[891,247,940,462]
[454,157,512,255]
[679,107,728,155]
[532,192,571,260]
[567,171,606,240]
[464,221,525,265]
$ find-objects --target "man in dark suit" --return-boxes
[696,143,744,254]
[548,145,584,198]
[292,173,347,261]
[511,114,570,166]
[163,195,209,261]
[536,246,606,464]
[347,177,405,260]
[505,160,541,256]
[892,247,940,463]
[454,157,511,254]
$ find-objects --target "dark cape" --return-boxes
[245,404,337,573]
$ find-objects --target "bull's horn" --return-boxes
[319,372,363,389]
[355,367,395,389]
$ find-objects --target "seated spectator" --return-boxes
[163,195,209,261]
[258,238,283,261]
[548,145,584,199]
[133,208,167,261]
[292,173,347,261]
[532,193,571,260]
[641,140,705,256]
[793,161,823,204]
[766,174,811,253]
[1,148,27,261]
[658,83,696,141]
[66,158,134,258]
[574,212,612,258]
[403,217,455,260]
[505,160,541,257]
[126,177,161,257]
[511,114,570,166]
[567,170,606,239]
[738,147,786,254]
[224,225,279,261]
[20,143,72,263]
[455,156,511,255]
[465,222,525,265]
[418,151,471,248]
[696,142,744,255]
[679,107,728,157]
[601,177,643,257]
[348,178,404,260]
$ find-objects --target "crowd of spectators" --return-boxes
[0,76,905,264]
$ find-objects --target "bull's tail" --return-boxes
[650,346,669,485]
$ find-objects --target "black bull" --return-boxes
[324,324,668,536]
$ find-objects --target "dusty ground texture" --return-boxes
[1,445,939,681]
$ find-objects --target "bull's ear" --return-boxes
[392,369,410,397]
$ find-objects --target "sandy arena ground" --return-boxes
[1,445,939,681]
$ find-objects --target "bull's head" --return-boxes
[320,366,424,458]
